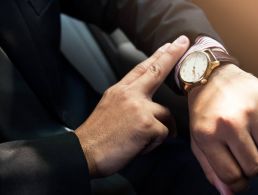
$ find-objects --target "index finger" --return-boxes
[119,43,171,85]
[132,35,190,97]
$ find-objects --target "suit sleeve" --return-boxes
[60,0,222,55]
[0,132,91,195]
[60,0,222,93]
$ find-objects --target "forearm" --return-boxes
[116,0,222,55]
[0,132,91,195]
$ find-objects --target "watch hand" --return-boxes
[193,66,196,78]
[193,55,198,80]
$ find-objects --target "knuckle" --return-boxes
[152,51,163,60]
[219,116,237,129]
[104,85,134,105]
[139,115,154,130]
[221,170,243,185]
[148,63,162,78]
[156,126,169,138]
[217,116,243,136]
[245,160,258,177]
[192,125,216,145]
[167,43,184,54]
[127,99,142,112]
[134,63,148,75]
[108,85,133,101]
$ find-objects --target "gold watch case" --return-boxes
[179,49,222,93]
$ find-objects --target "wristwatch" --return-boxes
[178,48,238,93]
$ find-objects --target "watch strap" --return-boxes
[209,49,239,66]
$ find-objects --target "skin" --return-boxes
[189,64,258,194]
[75,36,190,177]
[76,35,258,195]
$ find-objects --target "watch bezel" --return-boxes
[179,50,212,85]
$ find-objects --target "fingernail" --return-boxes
[174,35,188,45]
[157,43,171,52]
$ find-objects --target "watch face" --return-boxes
[179,51,209,83]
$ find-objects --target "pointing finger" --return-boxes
[132,35,190,97]
[119,43,171,85]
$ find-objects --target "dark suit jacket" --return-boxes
[0,0,220,194]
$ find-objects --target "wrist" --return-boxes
[210,63,240,78]
[75,129,97,178]
[188,64,240,97]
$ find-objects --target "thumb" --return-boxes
[132,35,190,97]
[191,138,234,195]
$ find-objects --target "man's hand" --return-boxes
[75,36,190,177]
[189,64,258,194]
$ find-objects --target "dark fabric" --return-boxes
[122,138,258,195]
[121,138,220,195]
[0,0,100,129]
[0,132,91,195]
[0,0,224,194]
[60,0,221,93]
[60,0,221,53]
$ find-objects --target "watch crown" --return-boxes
[201,79,208,85]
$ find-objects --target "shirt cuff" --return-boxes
[174,36,228,88]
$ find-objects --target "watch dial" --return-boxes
[179,52,208,83]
